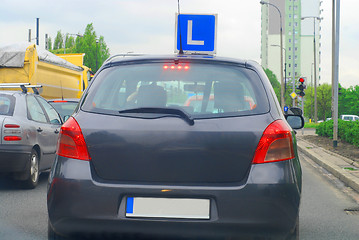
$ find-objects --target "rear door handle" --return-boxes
[37,127,43,132]
[54,129,59,134]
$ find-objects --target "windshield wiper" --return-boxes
[118,107,195,126]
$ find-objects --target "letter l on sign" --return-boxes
[187,20,204,45]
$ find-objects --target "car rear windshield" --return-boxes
[49,101,79,119]
[0,94,15,116]
[82,61,269,118]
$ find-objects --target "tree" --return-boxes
[65,35,75,50]
[48,37,52,51]
[264,69,280,103]
[73,23,110,72]
[316,83,332,121]
[303,85,314,119]
[53,31,63,50]
[339,85,359,116]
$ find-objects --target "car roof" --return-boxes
[103,54,259,69]
[0,90,32,97]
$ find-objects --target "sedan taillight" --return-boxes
[4,136,22,141]
[3,124,22,141]
[252,120,294,164]
[56,117,90,161]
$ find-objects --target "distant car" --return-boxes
[340,114,359,121]
[48,99,79,121]
[48,55,304,240]
[0,84,62,188]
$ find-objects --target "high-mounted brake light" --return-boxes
[52,100,68,103]
[163,64,190,70]
[56,117,90,161]
[252,120,294,164]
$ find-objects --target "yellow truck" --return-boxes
[0,43,90,99]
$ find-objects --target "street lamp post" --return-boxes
[260,1,285,110]
[271,44,287,105]
[96,39,99,72]
[301,16,321,123]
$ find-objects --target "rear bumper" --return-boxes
[0,145,32,173]
[47,156,302,239]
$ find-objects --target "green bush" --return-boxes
[316,120,359,147]
[304,122,320,128]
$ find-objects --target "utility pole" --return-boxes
[301,16,321,122]
[332,0,340,148]
[313,19,318,123]
[36,18,39,46]
[291,0,296,107]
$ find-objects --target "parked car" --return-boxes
[47,55,304,240]
[0,84,62,188]
[48,98,79,121]
[340,114,359,121]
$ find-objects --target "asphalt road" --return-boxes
[0,152,359,240]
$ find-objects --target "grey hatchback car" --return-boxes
[0,86,62,188]
[47,55,303,239]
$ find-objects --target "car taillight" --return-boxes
[3,124,21,140]
[4,124,20,128]
[56,117,90,161]
[252,120,294,164]
[4,136,22,141]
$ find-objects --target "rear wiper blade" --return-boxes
[118,107,195,126]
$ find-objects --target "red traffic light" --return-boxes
[299,77,305,83]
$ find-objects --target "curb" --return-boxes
[297,137,359,194]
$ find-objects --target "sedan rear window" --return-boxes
[0,94,15,116]
[82,61,269,118]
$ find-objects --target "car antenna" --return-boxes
[177,0,184,54]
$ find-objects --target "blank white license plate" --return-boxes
[126,197,210,219]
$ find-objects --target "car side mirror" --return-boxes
[63,115,70,122]
[285,115,304,129]
[50,119,61,125]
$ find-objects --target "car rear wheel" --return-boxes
[286,216,299,240]
[48,221,69,240]
[21,149,39,189]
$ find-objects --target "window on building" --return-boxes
[289,22,292,26]
[295,47,298,51]
[295,64,297,67]
[289,39,292,43]
[288,64,291,68]
[289,14,292,18]
[289,72,291,76]
[295,55,298,59]
[289,55,292,60]
[294,15,298,19]
[289,47,292,51]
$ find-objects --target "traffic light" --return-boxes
[297,77,306,97]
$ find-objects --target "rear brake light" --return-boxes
[5,124,20,128]
[4,136,22,141]
[252,120,294,164]
[56,117,90,160]
[163,64,190,70]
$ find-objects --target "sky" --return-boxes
[0,0,358,88]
